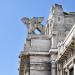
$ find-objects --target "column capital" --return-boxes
[51,60,56,64]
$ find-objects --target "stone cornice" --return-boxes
[27,34,50,40]
[49,48,58,54]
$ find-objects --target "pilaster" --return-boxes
[51,60,56,75]
[49,49,58,75]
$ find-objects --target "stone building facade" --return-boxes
[19,4,75,75]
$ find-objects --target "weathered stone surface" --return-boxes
[19,4,75,75]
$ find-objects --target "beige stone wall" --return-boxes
[30,39,51,52]
[30,56,49,63]
[30,70,50,75]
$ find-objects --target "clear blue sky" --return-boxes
[0,0,75,75]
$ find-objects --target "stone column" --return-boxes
[73,64,75,75]
[51,35,57,49]
[19,56,26,75]
[67,66,69,75]
[73,59,75,75]
[51,61,56,75]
